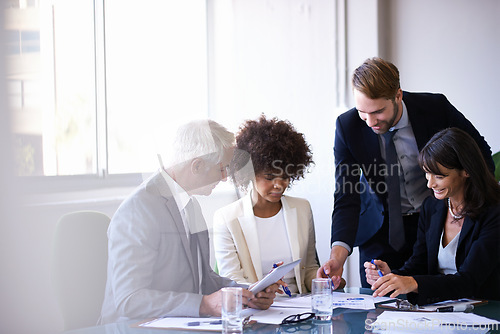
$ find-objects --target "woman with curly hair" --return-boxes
[213,115,324,294]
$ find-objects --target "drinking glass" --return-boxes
[311,278,333,321]
[221,287,243,333]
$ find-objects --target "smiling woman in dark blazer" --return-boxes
[365,127,500,305]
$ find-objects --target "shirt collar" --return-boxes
[389,100,409,132]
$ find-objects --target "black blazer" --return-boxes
[393,196,500,305]
[331,91,495,248]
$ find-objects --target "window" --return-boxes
[6,0,342,197]
[7,0,97,177]
[104,0,208,174]
[6,0,208,178]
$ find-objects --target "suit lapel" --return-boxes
[361,126,381,170]
[457,216,474,250]
[155,172,198,278]
[282,197,300,261]
[360,126,388,200]
[427,201,446,271]
[238,192,263,279]
[282,197,303,293]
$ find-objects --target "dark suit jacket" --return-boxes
[393,196,500,305]
[331,91,494,249]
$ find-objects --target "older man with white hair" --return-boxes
[99,120,280,324]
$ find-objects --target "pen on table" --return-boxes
[437,304,474,313]
[371,259,384,277]
[187,320,222,326]
[323,267,336,290]
[273,263,292,297]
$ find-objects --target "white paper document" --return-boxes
[331,292,376,310]
[272,295,312,309]
[271,292,376,311]
[369,311,499,333]
[136,317,223,331]
[248,307,311,325]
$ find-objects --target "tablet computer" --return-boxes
[249,258,301,294]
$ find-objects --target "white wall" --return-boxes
[384,0,500,154]
[0,2,22,332]
[209,0,339,268]
[346,0,500,156]
[342,0,386,288]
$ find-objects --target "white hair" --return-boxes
[171,119,234,166]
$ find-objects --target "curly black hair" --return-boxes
[230,114,313,189]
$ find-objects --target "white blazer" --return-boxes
[213,190,319,294]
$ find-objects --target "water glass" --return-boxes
[221,287,243,333]
[311,278,333,321]
[313,321,334,333]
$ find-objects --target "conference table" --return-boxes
[64,288,500,334]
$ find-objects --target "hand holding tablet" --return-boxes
[249,259,301,294]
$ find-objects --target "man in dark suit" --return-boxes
[317,57,494,287]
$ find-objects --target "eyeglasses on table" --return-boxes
[280,312,315,325]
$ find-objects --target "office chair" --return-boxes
[52,211,110,331]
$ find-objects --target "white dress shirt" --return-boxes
[255,208,298,293]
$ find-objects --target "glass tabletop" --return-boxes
[65,288,500,334]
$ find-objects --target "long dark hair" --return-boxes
[418,127,500,219]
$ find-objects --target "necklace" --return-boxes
[447,198,464,220]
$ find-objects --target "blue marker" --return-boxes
[371,259,384,277]
[273,263,292,297]
[187,320,222,326]
[323,267,336,290]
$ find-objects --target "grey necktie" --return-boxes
[189,232,200,288]
[382,130,405,251]
[185,200,200,290]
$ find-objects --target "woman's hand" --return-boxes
[371,274,418,298]
[363,259,391,286]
